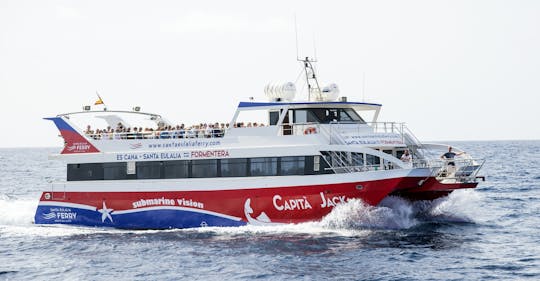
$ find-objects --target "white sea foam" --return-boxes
[318,197,418,230]
[0,197,37,226]
[413,189,483,223]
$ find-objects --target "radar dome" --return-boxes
[264,82,296,101]
[321,83,340,101]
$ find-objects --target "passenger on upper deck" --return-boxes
[82,118,268,141]
[85,125,93,135]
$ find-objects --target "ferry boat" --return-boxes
[34,58,484,229]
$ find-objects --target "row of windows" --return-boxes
[67,156,333,181]
[269,108,366,125]
[321,151,381,167]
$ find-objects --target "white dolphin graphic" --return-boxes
[243,198,275,225]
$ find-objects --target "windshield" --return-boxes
[291,108,365,124]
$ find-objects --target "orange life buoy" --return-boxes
[303,127,317,135]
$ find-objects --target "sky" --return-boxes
[1,0,539,147]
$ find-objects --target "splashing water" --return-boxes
[319,196,418,230]
[0,197,37,226]
[318,190,482,231]
[413,189,483,223]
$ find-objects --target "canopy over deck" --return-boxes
[237,101,382,111]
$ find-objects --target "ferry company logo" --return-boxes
[42,209,78,221]
[42,212,57,220]
[66,142,92,153]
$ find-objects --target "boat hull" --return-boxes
[391,177,479,201]
[34,175,406,229]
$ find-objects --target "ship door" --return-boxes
[51,183,66,200]
[282,111,292,135]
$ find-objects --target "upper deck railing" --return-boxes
[277,121,422,147]
[86,128,227,140]
[83,121,420,149]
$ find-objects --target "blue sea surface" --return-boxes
[0,141,539,280]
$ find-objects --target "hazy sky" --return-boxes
[1,0,539,147]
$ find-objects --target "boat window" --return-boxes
[191,160,218,178]
[221,158,248,177]
[164,161,189,178]
[280,156,305,175]
[366,154,381,166]
[269,111,280,125]
[104,162,130,180]
[294,110,307,123]
[127,162,136,174]
[302,108,366,124]
[293,110,320,124]
[308,108,327,122]
[250,157,278,176]
[137,161,163,179]
[396,150,405,160]
[342,108,365,123]
[351,152,364,167]
[67,163,104,181]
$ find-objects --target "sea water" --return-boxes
[0,141,539,280]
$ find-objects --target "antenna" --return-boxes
[294,15,321,101]
[294,14,300,61]
[313,34,318,61]
[362,72,366,102]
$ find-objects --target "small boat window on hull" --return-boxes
[136,161,163,179]
[250,157,278,176]
[221,158,248,177]
[164,161,189,178]
[191,160,218,178]
[280,156,305,176]
[67,163,104,181]
[104,162,135,180]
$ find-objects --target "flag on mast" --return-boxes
[95,92,104,105]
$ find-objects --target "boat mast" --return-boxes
[300,57,322,101]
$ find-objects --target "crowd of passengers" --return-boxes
[84,122,266,140]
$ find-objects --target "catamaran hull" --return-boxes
[34,175,408,229]
[391,177,479,201]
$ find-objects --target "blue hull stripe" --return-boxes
[35,205,246,229]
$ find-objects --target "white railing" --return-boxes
[278,121,422,147]
[86,129,227,140]
[325,163,398,173]
[413,158,485,183]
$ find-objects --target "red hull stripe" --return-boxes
[39,177,403,224]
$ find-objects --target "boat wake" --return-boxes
[318,189,482,232]
[0,189,482,238]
